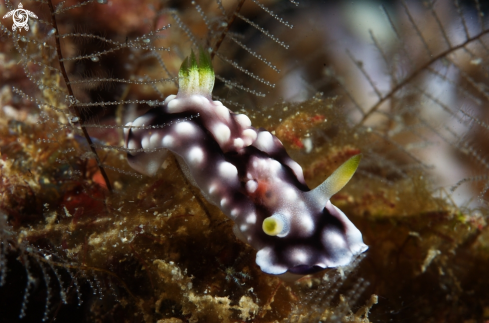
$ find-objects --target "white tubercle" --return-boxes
[188,146,204,165]
[220,198,228,208]
[132,114,152,128]
[242,129,257,146]
[230,209,239,218]
[149,132,162,148]
[215,104,230,121]
[189,94,206,107]
[167,98,183,113]
[141,135,150,150]
[219,161,238,179]
[213,123,231,146]
[127,139,138,151]
[235,114,252,128]
[175,121,196,136]
[234,138,245,149]
[246,180,258,193]
[208,184,218,195]
[162,135,175,147]
[291,248,309,263]
[287,161,305,182]
[164,94,177,105]
[246,212,257,224]
[254,131,274,151]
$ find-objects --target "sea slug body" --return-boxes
[125,49,368,276]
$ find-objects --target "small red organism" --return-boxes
[274,113,326,149]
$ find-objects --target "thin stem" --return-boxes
[47,0,112,192]
[210,0,247,60]
[356,28,489,127]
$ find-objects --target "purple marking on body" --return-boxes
[125,50,368,276]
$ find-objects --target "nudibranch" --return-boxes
[124,49,368,276]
